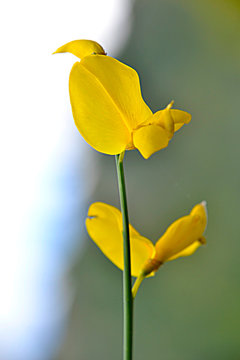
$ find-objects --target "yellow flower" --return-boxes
[54,40,191,159]
[86,201,207,280]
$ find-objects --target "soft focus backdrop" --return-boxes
[1,0,240,359]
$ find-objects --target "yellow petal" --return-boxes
[80,55,152,130]
[167,237,205,261]
[86,202,155,277]
[145,101,175,139]
[69,61,131,155]
[144,104,191,133]
[53,39,106,59]
[171,109,191,132]
[155,201,207,262]
[133,124,169,159]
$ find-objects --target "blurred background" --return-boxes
[1,0,240,359]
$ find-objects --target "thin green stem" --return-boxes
[115,152,133,360]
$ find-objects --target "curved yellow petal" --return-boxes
[155,202,207,262]
[53,39,106,59]
[143,103,191,134]
[130,233,156,277]
[69,61,131,155]
[133,124,169,159]
[145,102,175,139]
[80,55,152,130]
[171,109,191,132]
[167,237,205,261]
[86,202,155,277]
[190,201,208,226]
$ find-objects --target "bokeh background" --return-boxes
[1,0,240,359]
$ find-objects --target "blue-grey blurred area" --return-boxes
[0,0,131,359]
[56,1,240,360]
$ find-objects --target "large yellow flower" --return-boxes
[86,201,207,279]
[54,40,191,158]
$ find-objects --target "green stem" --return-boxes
[115,152,133,360]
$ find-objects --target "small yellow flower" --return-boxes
[86,201,207,280]
[54,40,191,159]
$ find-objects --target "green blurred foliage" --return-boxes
[57,1,240,359]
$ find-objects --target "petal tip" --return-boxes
[200,200,208,226]
[200,200,208,216]
[186,112,192,123]
[201,200,207,209]
[166,100,174,109]
[53,39,106,59]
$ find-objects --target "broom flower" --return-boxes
[54,40,191,158]
[86,201,207,296]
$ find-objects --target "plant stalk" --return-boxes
[115,152,133,360]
